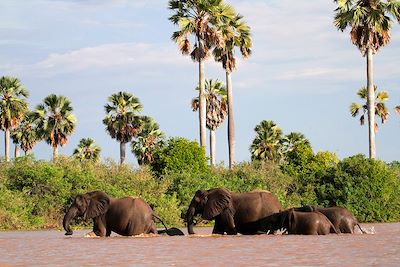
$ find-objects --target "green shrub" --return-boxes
[151,137,209,175]
[6,157,71,227]
[282,146,340,206]
[314,155,400,222]
[0,156,183,230]
[0,151,399,231]
[0,184,35,230]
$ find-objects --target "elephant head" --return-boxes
[63,191,110,235]
[186,188,233,235]
[263,210,290,233]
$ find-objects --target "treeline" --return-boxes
[1,138,399,231]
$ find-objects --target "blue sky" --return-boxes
[1,0,399,165]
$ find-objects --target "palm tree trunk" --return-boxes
[53,146,58,161]
[14,145,20,158]
[120,141,126,164]
[198,37,207,149]
[366,47,376,159]
[226,71,235,169]
[5,129,10,162]
[210,129,216,166]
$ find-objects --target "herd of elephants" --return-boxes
[63,188,365,237]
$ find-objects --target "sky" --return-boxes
[0,0,399,165]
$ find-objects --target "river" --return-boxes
[0,223,399,266]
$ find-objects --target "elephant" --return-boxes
[294,205,365,234]
[186,188,282,235]
[63,191,184,237]
[262,209,339,235]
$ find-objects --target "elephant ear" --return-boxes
[279,211,288,230]
[202,189,232,220]
[84,191,110,219]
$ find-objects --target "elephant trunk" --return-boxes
[186,206,196,235]
[63,206,78,235]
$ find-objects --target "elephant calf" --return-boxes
[263,209,339,235]
[294,206,365,234]
[63,191,182,237]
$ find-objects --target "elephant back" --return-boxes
[234,191,282,222]
[259,191,282,215]
[251,189,271,193]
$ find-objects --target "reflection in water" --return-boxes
[0,223,399,266]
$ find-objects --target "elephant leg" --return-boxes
[93,217,107,237]
[106,228,112,237]
[148,222,157,234]
[212,218,225,235]
[220,211,237,235]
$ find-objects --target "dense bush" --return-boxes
[281,145,340,205]
[0,150,399,231]
[314,155,400,222]
[282,150,400,222]
[0,184,37,230]
[0,156,181,230]
[151,137,209,175]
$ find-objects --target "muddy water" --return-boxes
[0,223,399,266]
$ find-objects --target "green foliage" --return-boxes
[131,116,166,166]
[151,137,209,175]
[0,76,29,131]
[250,120,283,162]
[6,157,71,227]
[33,94,76,150]
[0,156,181,230]
[282,150,400,222]
[315,155,400,222]
[0,184,36,230]
[103,91,143,144]
[0,152,399,231]
[73,138,101,162]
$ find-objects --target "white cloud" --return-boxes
[10,42,190,76]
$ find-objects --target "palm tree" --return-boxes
[213,9,252,169]
[350,85,390,132]
[33,94,76,161]
[10,111,39,156]
[12,138,20,158]
[334,0,400,158]
[169,0,228,149]
[250,120,283,162]
[191,79,227,165]
[0,76,29,161]
[281,132,311,154]
[103,91,143,164]
[73,138,101,162]
[131,117,165,166]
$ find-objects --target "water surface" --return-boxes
[0,223,399,266]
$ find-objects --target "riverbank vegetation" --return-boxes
[0,139,399,231]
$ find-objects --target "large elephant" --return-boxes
[263,209,338,235]
[63,191,183,237]
[186,188,282,235]
[294,205,365,234]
